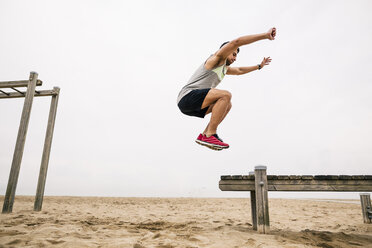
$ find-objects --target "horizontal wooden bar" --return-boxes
[221,179,372,186]
[0,89,58,99]
[219,177,372,192]
[269,184,372,191]
[0,80,42,88]
[219,183,372,192]
[221,175,372,180]
[220,184,256,191]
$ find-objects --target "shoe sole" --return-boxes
[195,140,229,151]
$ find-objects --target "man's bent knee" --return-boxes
[226,91,232,99]
[221,90,232,101]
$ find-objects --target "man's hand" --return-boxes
[260,57,272,69]
[267,27,276,40]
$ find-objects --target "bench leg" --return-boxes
[250,191,257,230]
[360,193,372,224]
[255,166,270,234]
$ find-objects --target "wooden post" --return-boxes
[249,171,257,230]
[2,72,38,213]
[255,165,270,234]
[34,87,60,211]
[360,193,372,224]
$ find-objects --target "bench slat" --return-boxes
[221,175,372,180]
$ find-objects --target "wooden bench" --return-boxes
[219,166,372,234]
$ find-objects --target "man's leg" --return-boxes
[200,89,232,137]
[203,102,232,134]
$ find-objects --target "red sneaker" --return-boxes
[196,133,203,142]
[196,134,229,150]
[196,133,218,149]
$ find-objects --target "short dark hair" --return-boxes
[220,41,240,53]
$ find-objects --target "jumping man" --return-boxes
[177,28,277,150]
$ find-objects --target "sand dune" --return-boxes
[1,196,372,247]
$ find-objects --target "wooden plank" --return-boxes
[221,175,372,180]
[255,166,270,234]
[232,175,243,180]
[220,183,372,192]
[277,176,290,180]
[0,89,57,99]
[0,80,42,88]
[2,72,38,213]
[289,175,302,180]
[339,175,353,180]
[219,179,255,184]
[219,184,256,191]
[268,179,372,185]
[269,184,372,191]
[352,176,366,180]
[219,180,255,186]
[301,175,314,180]
[220,179,372,186]
[274,179,372,185]
[318,175,334,180]
[34,87,60,211]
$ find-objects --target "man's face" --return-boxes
[226,50,238,66]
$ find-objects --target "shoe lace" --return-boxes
[212,134,223,142]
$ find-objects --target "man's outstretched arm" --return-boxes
[227,57,272,75]
[216,28,276,60]
[205,28,276,69]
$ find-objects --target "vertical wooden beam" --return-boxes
[34,87,60,211]
[2,72,38,213]
[249,171,257,230]
[255,165,270,233]
[360,193,372,224]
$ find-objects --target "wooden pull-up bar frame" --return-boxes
[1,72,60,213]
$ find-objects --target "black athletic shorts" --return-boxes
[178,88,211,118]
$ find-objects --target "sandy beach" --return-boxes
[0,196,372,248]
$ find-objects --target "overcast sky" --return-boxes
[1,0,371,199]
